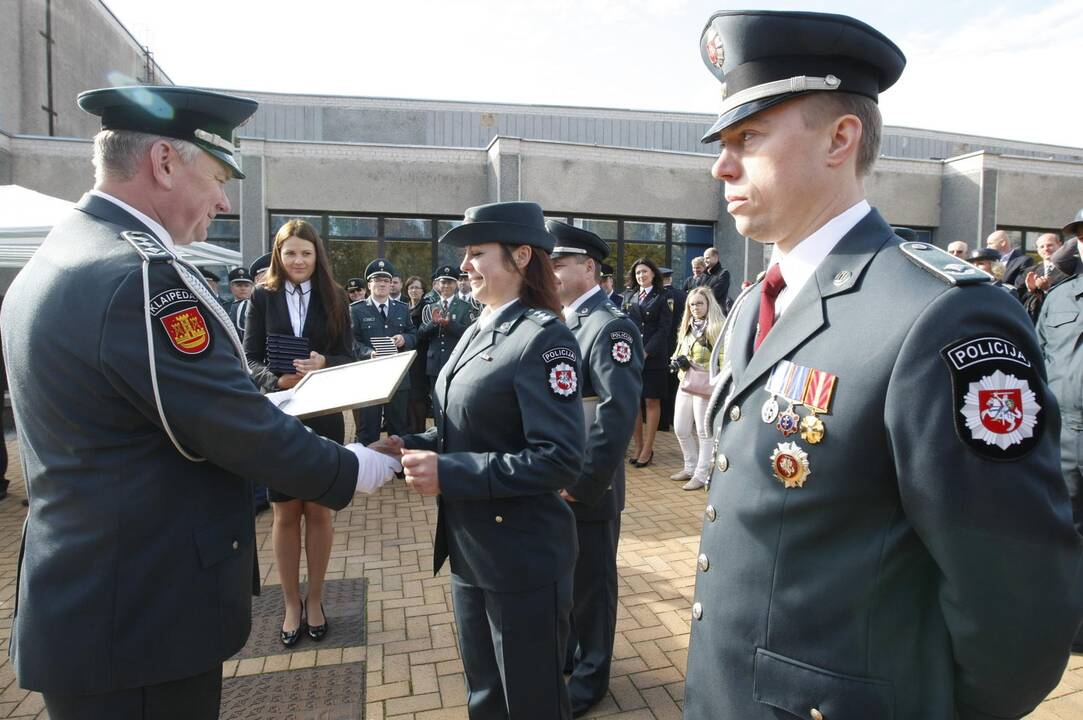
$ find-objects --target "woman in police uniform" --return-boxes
[244,219,352,647]
[623,257,672,467]
[394,202,585,720]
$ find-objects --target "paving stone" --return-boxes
[220,662,365,719]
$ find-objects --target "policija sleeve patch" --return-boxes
[150,288,214,359]
[542,347,579,402]
[609,330,634,365]
[940,336,1042,461]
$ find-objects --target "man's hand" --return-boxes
[277,372,302,389]
[560,489,578,503]
[369,435,404,458]
[392,334,406,348]
[402,449,440,496]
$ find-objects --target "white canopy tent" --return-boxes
[0,184,241,268]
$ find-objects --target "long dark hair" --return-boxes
[627,256,664,294]
[499,245,563,317]
[404,275,425,309]
[264,219,348,348]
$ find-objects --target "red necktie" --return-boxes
[754,264,786,351]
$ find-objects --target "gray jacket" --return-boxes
[683,209,1082,720]
[1,194,358,695]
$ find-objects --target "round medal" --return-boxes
[761,396,780,424]
[769,442,810,488]
[799,413,825,444]
[776,405,800,437]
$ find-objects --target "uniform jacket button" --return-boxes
[716,454,729,472]
[705,504,716,522]
[495,515,504,524]
[810,709,825,720]
[697,553,710,572]
[729,405,741,422]
[691,602,703,620]
[231,539,239,550]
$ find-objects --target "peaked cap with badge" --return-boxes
[698,10,905,142]
[0,84,364,704]
[78,85,257,178]
[228,267,253,284]
[250,252,272,279]
[432,265,459,282]
[365,258,396,280]
[684,11,1082,720]
[345,277,365,293]
[440,201,555,252]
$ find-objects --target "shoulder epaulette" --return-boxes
[899,242,991,286]
[121,231,172,263]
[525,308,558,326]
[350,299,365,306]
[603,301,626,319]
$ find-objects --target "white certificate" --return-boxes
[266,350,415,419]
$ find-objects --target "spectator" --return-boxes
[669,287,724,490]
[946,241,968,258]
[986,230,1035,286]
[623,257,672,468]
[403,275,430,433]
[389,275,404,303]
[701,247,731,311]
[345,277,366,304]
[599,263,622,305]
[1018,233,1066,322]
[967,248,1017,297]
[683,256,706,290]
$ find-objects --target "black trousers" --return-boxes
[359,388,409,445]
[565,517,620,715]
[451,573,573,720]
[43,665,222,720]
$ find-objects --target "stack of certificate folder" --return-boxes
[266,333,311,374]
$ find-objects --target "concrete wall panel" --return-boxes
[996,165,1083,229]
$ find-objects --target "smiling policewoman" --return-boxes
[391,202,585,719]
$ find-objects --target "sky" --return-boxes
[100,0,1081,148]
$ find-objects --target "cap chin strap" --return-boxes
[719,74,841,117]
[125,231,246,462]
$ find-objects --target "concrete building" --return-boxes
[4,0,1082,295]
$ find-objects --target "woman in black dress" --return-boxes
[404,275,430,433]
[622,257,672,467]
[244,219,352,646]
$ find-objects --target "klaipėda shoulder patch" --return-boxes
[940,335,1042,461]
[150,288,213,359]
[610,330,634,365]
[542,346,579,401]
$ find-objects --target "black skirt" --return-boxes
[268,411,346,503]
[641,368,670,400]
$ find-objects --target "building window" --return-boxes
[205,216,240,252]
[998,225,1061,254]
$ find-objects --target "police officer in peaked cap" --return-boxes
[548,220,643,717]
[249,251,272,284]
[380,201,585,719]
[351,258,417,445]
[0,85,399,719]
[683,11,1081,720]
[345,276,366,303]
[418,264,478,396]
[225,266,254,340]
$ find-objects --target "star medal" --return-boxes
[770,442,810,488]
[761,395,780,424]
[799,413,825,444]
[775,403,800,437]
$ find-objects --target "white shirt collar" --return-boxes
[90,189,175,250]
[565,285,602,319]
[285,280,312,295]
[769,199,871,318]
[478,298,518,331]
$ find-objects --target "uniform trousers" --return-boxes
[673,388,713,482]
[42,665,221,720]
[1058,417,1083,651]
[451,573,573,719]
[359,388,409,445]
[565,516,620,716]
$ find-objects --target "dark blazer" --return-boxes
[1002,247,1036,287]
[402,301,584,592]
[350,297,417,390]
[408,299,430,398]
[684,209,1081,719]
[622,288,673,370]
[702,261,731,310]
[243,284,353,393]
[564,290,643,522]
[0,194,358,696]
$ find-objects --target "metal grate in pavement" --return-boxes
[231,578,367,660]
[220,661,365,720]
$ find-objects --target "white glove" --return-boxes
[346,443,401,494]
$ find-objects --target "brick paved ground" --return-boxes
[0,428,1080,719]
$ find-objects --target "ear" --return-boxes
[148,139,179,190]
[825,114,862,170]
[514,245,532,269]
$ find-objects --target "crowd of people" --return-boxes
[3,8,1083,720]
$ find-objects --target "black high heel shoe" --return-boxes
[280,601,306,648]
[632,451,654,468]
[307,602,329,641]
